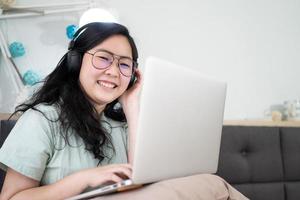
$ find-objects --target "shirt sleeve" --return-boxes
[0,109,54,181]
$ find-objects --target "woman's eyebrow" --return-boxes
[95,48,132,59]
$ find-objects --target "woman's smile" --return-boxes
[97,80,118,89]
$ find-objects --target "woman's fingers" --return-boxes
[133,68,143,88]
[110,174,124,183]
[107,164,132,179]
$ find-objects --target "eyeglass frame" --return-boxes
[85,49,138,77]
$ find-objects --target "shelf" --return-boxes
[9,1,90,9]
[0,1,92,19]
[0,113,16,120]
[223,120,300,127]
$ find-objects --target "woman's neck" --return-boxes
[95,104,106,114]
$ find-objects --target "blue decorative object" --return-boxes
[23,70,40,86]
[66,24,78,39]
[9,42,25,58]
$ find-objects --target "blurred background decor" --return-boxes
[66,24,78,39]
[0,0,299,120]
[0,0,16,10]
[0,0,95,113]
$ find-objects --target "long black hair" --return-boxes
[12,22,138,163]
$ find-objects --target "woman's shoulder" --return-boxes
[21,103,60,121]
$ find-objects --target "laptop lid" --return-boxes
[132,56,227,184]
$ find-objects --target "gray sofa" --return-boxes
[1,120,300,200]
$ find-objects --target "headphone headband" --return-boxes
[68,22,111,50]
[67,23,93,50]
[68,26,87,50]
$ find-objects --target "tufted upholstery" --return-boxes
[217,126,300,200]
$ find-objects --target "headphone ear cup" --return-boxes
[67,50,82,72]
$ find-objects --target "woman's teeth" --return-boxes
[98,81,116,89]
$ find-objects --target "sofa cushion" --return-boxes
[0,120,16,147]
[285,182,300,200]
[217,126,284,183]
[0,120,16,191]
[281,127,300,200]
[217,126,285,200]
[281,127,300,181]
[233,183,285,200]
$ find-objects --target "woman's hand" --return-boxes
[119,68,143,114]
[82,164,132,188]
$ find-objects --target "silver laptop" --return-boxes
[67,56,227,200]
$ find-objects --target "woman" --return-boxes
[0,22,142,199]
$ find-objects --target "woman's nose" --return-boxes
[104,60,120,77]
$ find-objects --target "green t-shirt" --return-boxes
[0,104,128,185]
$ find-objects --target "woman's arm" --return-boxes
[124,105,139,164]
[0,164,132,200]
[0,168,86,200]
[119,68,143,164]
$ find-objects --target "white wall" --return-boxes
[1,0,300,119]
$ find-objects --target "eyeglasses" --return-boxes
[86,50,137,77]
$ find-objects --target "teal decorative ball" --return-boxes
[23,70,40,86]
[66,24,78,39]
[9,42,25,58]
